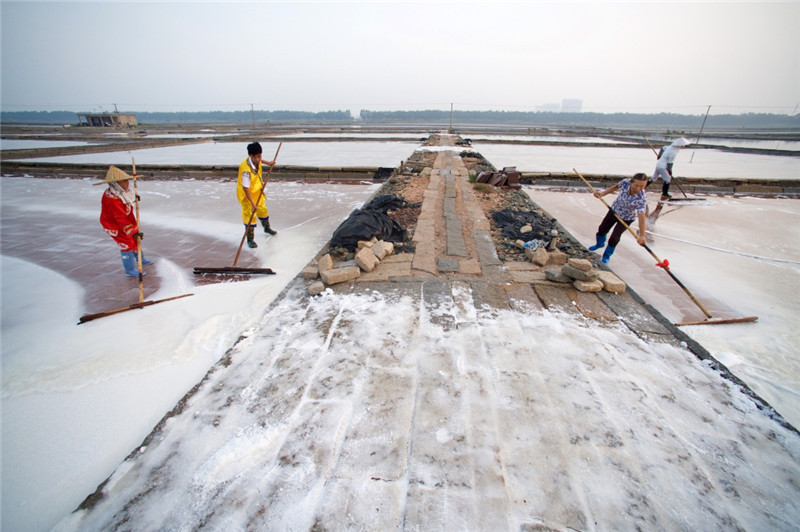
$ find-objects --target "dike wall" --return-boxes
[2,161,800,196]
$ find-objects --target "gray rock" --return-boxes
[561,263,598,282]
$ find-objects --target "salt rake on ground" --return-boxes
[79,158,194,324]
[193,143,281,276]
[573,168,757,326]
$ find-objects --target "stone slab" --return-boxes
[504,282,546,312]
[510,269,546,284]
[469,281,511,311]
[596,290,675,341]
[570,289,617,321]
[437,257,460,272]
[533,284,582,316]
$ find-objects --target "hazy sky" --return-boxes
[2,1,798,116]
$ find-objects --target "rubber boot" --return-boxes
[601,245,616,265]
[260,217,277,235]
[246,225,257,248]
[120,251,143,277]
[661,181,672,200]
[588,234,607,251]
[139,252,153,265]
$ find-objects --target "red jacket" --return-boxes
[100,188,138,252]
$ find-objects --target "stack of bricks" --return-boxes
[545,258,627,294]
[303,238,396,295]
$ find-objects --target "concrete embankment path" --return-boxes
[60,136,800,531]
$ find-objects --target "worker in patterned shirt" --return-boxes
[587,172,648,264]
[237,142,276,248]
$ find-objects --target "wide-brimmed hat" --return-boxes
[93,165,136,186]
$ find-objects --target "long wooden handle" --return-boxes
[644,137,658,157]
[133,157,144,303]
[574,168,713,319]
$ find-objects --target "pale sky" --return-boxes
[2,1,798,116]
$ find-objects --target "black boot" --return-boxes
[261,217,277,235]
[246,225,257,248]
[661,182,672,200]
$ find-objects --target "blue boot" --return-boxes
[140,252,153,265]
[588,234,606,251]
[601,245,616,264]
[120,251,144,277]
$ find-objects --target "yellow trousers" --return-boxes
[240,197,269,225]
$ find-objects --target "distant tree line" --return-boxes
[359,110,800,129]
[0,109,353,125]
[2,109,799,130]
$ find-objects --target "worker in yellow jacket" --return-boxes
[237,142,276,248]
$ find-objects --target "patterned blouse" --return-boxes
[611,179,647,220]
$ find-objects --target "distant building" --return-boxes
[77,112,138,127]
[561,99,583,113]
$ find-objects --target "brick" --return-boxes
[596,270,626,293]
[547,249,568,266]
[562,263,598,281]
[372,240,393,260]
[573,278,604,292]
[545,268,572,283]
[308,281,325,296]
[301,266,319,280]
[355,247,380,272]
[318,254,334,275]
[567,258,593,272]
[526,247,549,266]
[320,265,361,285]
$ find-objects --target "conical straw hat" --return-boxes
[93,165,135,186]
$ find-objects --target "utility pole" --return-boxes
[690,105,711,163]
[449,102,453,132]
[251,104,256,129]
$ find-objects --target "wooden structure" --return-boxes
[77,112,138,127]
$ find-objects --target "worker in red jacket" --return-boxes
[95,165,153,276]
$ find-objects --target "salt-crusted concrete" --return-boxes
[57,135,800,532]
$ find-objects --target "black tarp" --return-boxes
[491,208,557,243]
[329,194,408,251]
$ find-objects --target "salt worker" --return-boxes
[588,172,648,264]
[651,137,689,200]
[237,141,277,248]
[95,165,152,276]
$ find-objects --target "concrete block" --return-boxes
[573,278,604,292]
[355,247,380,272]
[301,266,319,280]
[562,263,598,281]
[320,265,361,285]
[596,270,626,293]
[547,249,567,266]
[308,281,325,296]
[318,254,334,275]
[357,238,377,249]
[567,258,593,272]
[372,240,394,260]
[545,268,572,283]
[526,247,549,266]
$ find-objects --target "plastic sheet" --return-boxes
[329,194,408,250]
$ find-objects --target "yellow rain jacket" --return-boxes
[237,157,269,224]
